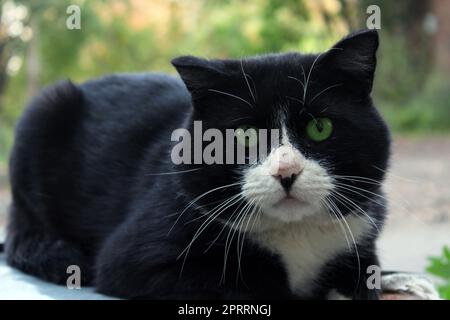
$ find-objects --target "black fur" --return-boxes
[6,30,390,299]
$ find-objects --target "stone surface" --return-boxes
[0,254,112,300]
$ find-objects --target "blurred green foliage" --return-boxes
[427,246,450,299]
[0,0,449,166]
[379,73,450,132]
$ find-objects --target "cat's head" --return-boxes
[172,29,390,226]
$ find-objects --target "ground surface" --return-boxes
[0,136,449,299]
[377,136,450,273]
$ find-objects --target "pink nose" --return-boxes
[270,146,303,179]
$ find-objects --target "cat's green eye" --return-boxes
[306,118,333,142]
[236,125,258,147]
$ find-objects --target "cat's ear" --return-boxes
[171,55,227,94]
[321,29,379,93]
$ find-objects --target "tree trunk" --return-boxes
[26,18,40,100]
[0,43,7,112]
[431,0,450,74]
[0,8,9,113]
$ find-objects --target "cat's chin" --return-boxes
[262,199,324,224]
[273,195,308,207]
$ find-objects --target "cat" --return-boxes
[5,29,391,299]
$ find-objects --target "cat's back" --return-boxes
[11,72,191,181]
[79,72,191,126]
[12,72,190,156]
[75,73,192,168]
[9,72,191,245]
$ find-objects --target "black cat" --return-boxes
[5,29,390,299]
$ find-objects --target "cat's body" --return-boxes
[6,30,390,299]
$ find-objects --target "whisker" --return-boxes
[327,197,362,291]
[230,116,254,124]
[204,200,246,253]
[235,198,258,286]
[319,106,329,113]
[177,193,244,277]
[333,175,410,210]
[301,47,343,105]
[333,175,383,186]
[246,73,258,101]
[334,183,391,211]
[372,165,419,183]
[248,199,262,234]
[221,200,253,285]
[309,83,343,104]
[184,197,242,226]
[237,198,261,270]
[208,89,254,108]
[321,198,352,252]
[287,75,305,89]
[320,199,340,226]
[333,181,407,211]
[300,64,307,104]
[240,58,256,103]
[334,182,387,203]
[179,193,244,256]
[303,54,322,104]
[329,192,381,234]
[306,112,317,122]
[228,200,254,284]
[167,182,244,235]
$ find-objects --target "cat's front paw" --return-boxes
[381,272,440,300]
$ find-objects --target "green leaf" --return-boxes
[426,245,450,281]
[437,285,450,300]
[443,246,450,261]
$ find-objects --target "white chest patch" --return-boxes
[250,213,372,295]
